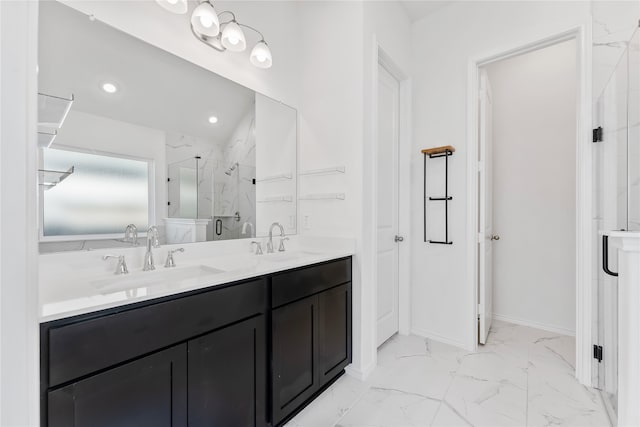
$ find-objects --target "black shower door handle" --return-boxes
[602,235,619,277]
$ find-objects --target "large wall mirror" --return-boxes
[38,1,297,253]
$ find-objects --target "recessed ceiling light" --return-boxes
[208,116,219,124]
[102,82,117,94]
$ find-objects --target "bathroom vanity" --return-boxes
[36,3,353,425]
[40,255,352,427]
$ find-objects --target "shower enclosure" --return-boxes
[212,162,256,240]
[593,27,639,421]
[167,157,256,241]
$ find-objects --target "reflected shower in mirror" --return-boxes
[37,1,296,252]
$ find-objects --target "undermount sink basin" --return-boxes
[259,251,320,263]
[93,265,226,294]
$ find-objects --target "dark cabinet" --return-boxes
[41,258,351,427]
[48,344,187,427]
[272,295,319,425]
[188,315,267,427]
[318,283,352,386]
[271,259,352,426]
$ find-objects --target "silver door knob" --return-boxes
[491,235,500,241]
[395,235,404,242]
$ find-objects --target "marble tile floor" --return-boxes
[285,320,611,427]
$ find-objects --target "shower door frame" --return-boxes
[465,25,594,386]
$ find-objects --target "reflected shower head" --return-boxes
[224,162,238,176]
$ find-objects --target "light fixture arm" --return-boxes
[190,24,225,52]
[237,22,266,43]
[216,11,266,42]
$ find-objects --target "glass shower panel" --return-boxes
[628,30,640,231]
[594,29,637,419]
[178,167,197,218]
[168,158,198,219]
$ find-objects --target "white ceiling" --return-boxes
[38,1,255,143]
[399,1,453,23]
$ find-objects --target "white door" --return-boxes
[376,64,400,347]
[478,69,494,345]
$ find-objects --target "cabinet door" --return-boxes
[47,344,187,427]
[188,315,267,427]
[318,284,352,386]
[272,295,319,425]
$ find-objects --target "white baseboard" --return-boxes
[345,362,375,381]
[410,327,469,351]
[492,313,575,337]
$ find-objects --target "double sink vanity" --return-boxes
[40,241,353,427]
[36,2,353,426]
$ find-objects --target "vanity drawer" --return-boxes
[45,278,266,388]
[271,257,351,308]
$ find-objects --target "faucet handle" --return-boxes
[165,247,184,268]
[251,241,263,255]
[124,224,138,246]
[278,237,290,252]
[103,254,129,275]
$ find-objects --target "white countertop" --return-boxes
[39,237,354,323]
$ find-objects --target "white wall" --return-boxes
[410,1,591,349]
[0,1,40,425]
[485,40,577,335]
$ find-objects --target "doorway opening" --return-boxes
[476,39,578,348]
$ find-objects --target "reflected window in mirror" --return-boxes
[40,148,152,239]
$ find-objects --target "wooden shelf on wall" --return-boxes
[421,145,455,157]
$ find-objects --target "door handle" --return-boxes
[395,235,404,243]
[490,235,500,241]
[602,235,619,277]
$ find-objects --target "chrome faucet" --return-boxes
[143,226,160,271]
[164,247,184,268]
[251,241,264,255]
[103,254,129,275]
[267,222,285,253]
[241,221,255,238]
[124,224,138,246]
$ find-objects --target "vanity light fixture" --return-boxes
[102,82,118,94]
[154,0,272,69]
[208,115,219,124]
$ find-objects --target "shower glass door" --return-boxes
[593,27,640,420]
[628,30,640,231]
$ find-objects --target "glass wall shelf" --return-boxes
[38,92,74,128]
[299,166,346,176]
[38,130,58,149]
[38,166,74,190]
[299,193,346,200]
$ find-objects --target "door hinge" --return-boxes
[593,127,603,143]
[593,344,603,363]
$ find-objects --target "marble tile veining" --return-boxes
[286,320,610,427]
